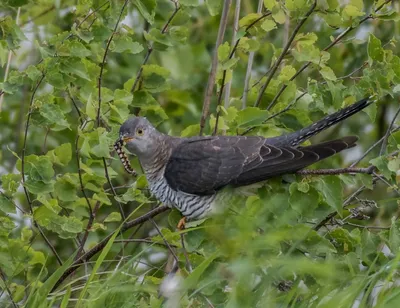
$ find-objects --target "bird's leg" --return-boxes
[177,217,186,230]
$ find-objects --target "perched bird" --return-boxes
[116,97,373,227]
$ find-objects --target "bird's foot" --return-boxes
[177,217,186,230]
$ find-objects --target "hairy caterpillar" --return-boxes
[114,139,137,176]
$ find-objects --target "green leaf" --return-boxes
[272,9,286,24]
[368,34,384,64]
[104,212,122,222]
[205,0,221,16]
[58,40,91,58]
[39,103,71,131]
[320,66,337,81]
[289,183,319,215]
[141,64,170,93]
[93,191,112,206]
[278,65,296,82]
[47,143,72,166]
[315,176,343,214]
[0,194,15,214]
[239,13,262,28]
[370,156,392,179]
[1,174,21,195]
[110,35,144,54]
[218,42,230,62]
[236,107,269,128]
[292,44,320,64]
[342,4,365,19]
[260,19,277,32]
[134,0,157,24]
[54,174,79,202]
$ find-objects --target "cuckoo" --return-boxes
[115,97,373,228]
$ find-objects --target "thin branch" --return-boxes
[297,167,374,176]
[213,9,272,134]
[75,121,93,216]
[0,7,21,112]
[223,0,241,111]
[130,3,180,93]
[0,268,18,308]
[380,104,400,156]
[343,222,390,230]
[20,75,62,265]
[269,0,393,107]
[241,92,306,135]
[200,0,232,136]
[75,201,100,260]
[97,0,129,127]
[254,1,317,108]
[149,218,179,263]
[52,205,170,291]
[241,0,266,108]
[350,126,400,167]
[313,185,366,231]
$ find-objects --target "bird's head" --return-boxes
[118,117,162,157]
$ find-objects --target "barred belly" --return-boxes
[148,177,216,220]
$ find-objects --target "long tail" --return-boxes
[271,97,374,147]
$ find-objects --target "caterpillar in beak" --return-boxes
[114,139,137,176]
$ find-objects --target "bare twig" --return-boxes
[350,126,400,167]
[0,268,18,308]
[380,104,400,156]
[75,121,93,216]
[200,0,232,136]
[149,218,179,263]
[297,167,374,176]
[0,7,21,112]
[242,0,264,109]
[52,205,170,291]
[254,1,316,109]
[20,74,62,265]
[213,9,272,134]
[223,0,241,110]
[242,92,306,135]
[75,201,100,260]
[269,0,393,107]
[130,3,180,93]
[97,0,129,127]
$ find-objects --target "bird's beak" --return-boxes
[122,136,134,143]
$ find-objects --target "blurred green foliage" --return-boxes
[0,0,400,307]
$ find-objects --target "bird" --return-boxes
[116,97,373,228]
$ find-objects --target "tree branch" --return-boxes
[269,0,393,108]
[97,0,129,127]
[52,205,170,292]
[200,0,232,136]
[130,2,180,93]
[254,1,317,108]
[297,166,374,176]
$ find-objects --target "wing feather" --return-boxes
[164,135,357,195]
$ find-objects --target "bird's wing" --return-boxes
[164,136,357,195]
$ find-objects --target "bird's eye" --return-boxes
[136,128,144,136]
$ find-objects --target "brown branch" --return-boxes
[130,3,180,93]
[254,1,316,109]
[75,121,93,216]
[213,9,272,134]
[380,103,400,156]
[75,201,100,260]
[149,218,179,263]
[52,205,170,292]
[199,0,232,136]
[0,268,18,308]
[269,0,393,108]
[20,75,63,265]
[297,166,374,176]
[97,0,129,127]
[242,92,306,135]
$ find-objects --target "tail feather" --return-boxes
[268,97,373,147]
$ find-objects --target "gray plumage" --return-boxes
[117,97,372,220]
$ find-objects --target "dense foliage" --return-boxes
[0,0,400,307]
